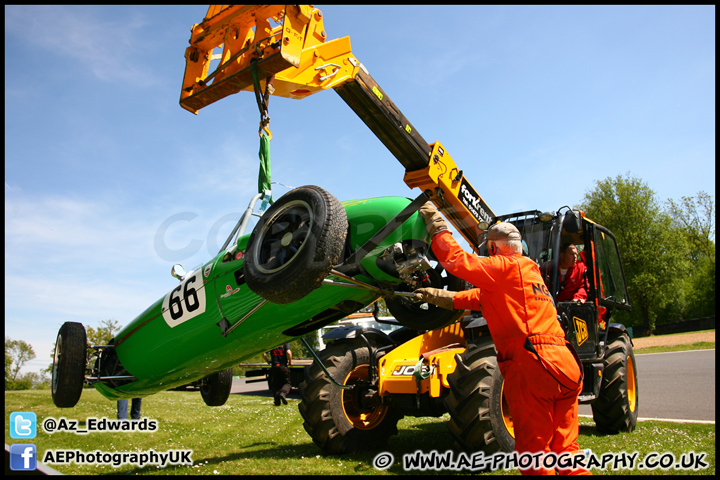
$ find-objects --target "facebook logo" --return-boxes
[10,412,36,439]
[9,444,37,471]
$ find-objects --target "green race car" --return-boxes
[51,185,466,408]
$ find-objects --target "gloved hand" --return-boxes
[413,287,456,310]
[418,202,448,238]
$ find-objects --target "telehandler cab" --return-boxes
[177,4,638,454]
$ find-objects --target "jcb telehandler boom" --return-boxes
[180,5,494,250]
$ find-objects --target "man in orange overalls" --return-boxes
[414,203,590,475]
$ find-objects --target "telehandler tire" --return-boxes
[298,339,403,454]
[591,332,638,433]
[444,338,515,454]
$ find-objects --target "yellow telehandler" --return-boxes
[180,5,638,454]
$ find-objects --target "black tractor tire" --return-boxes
[200,368,234,406]
[51,322,87,408]
[591,332,638,433]
[385,258,471,331]
[298,339,404,454]
[244,185,347,305]
[444,338,515,454]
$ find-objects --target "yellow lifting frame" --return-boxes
[180,5,360,113]
[180,5,496,249]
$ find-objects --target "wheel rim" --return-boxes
[255,200,314,274]
[341,366,388,430]
[500,381,515,437]
[627,354,637,412]
[52,334,62,395]
[200,380,210,396]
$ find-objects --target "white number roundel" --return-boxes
[162,269,207,328]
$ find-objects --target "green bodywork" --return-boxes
[95,196,428,400]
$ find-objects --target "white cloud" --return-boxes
[5,193,158,268]
[5,5,157,87]
[4,192,178,376]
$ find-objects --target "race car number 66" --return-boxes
[162,269,207,328]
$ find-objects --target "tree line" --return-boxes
[576,173,714,334]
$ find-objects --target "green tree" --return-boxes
[5,341,12,383]
[85,319,123,346]
[13,371,50,390]
[665,191,716,319]
[666,191,715,261]
[5,337,37,390]
[577,173,690,333]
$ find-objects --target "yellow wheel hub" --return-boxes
[501,382,515,437]
[341,365,388,430]
[627,355,637,412]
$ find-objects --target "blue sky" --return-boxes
[5,5,715,375]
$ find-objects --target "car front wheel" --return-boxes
[51,322,87,408]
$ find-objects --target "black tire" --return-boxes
[298,339,403,454]
[444,338,515,454]
[51,322,87,408]
[591,333,638,433]
[244,185,347,305]
[200,368,234,406]
[385,258,470,330]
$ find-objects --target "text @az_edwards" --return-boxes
[42,416,158,434]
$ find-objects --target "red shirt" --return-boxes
[541,261,589,302]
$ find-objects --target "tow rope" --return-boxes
[258,133,271,197]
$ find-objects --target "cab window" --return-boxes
[593,227,631,310]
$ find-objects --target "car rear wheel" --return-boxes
[385,258,470,330]
[51,322,87,408]
[200,368,234,406]
[244,185,347,304]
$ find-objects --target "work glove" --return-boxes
[418,202,449,238]
[413,287,456,311]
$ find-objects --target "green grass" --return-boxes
[634,341,714,354]
[656,329,714,336]
[6,386,715,475]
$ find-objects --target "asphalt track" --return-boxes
[578,348,714,423]
[233,349,715,423]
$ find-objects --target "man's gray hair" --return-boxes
[490,238,523,256]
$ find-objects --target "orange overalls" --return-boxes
[432,231,589,475]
